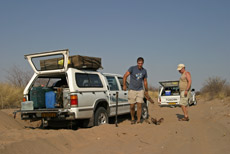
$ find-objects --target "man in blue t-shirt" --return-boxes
[123,57,149,124]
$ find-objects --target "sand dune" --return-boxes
[0,98,230,154]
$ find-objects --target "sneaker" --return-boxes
[131,120,136,125]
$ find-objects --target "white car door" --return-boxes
[105,76,125,116]
[117,76,130,114]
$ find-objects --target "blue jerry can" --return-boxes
[45,91,57,108]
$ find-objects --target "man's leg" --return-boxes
[186,106,188,116]
[130,104,135,121]
[136,103,142,122]
[181,105,188,118]
[179,91,189,119]
[128,90,136,123]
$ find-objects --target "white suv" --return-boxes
[158,81,197,107]
[16,49,149,128]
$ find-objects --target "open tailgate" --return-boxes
[159,81,179,87]
[25,49,69,74]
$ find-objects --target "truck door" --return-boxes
[105,76,124,115]
[117,77,130,114]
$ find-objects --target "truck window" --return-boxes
[33,77,64,88]
[162,86,179,96]
[32,54,64,71]
[118,77,129,90]
[106,76,119,91]
[76,73,103,88]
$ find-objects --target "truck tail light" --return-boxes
[23,97,27,102]
[159,98,161,104]
[71,95,78,106]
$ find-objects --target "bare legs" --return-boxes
[130,103,142,123]
[181,105,188,118]
[130,104,135,121]
[137,103,142,122]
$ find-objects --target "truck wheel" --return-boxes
[193,98,198,106]
[41,118,49,129]
[141,103,149,119]
[94,107,109,126]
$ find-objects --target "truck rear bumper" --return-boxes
[159,102,180,107]
[14,109,75,121]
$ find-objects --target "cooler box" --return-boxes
[165,90,171,96]
[45,91,57,109]
[30,87,52,109]
[21,101,34,110]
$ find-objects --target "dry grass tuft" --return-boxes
[0,82,24,109]
[201,77,230,100]
[149,90,158,99]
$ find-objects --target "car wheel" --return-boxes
[141,103,149,119]
[193,98,198,105]
[94,107,109,126]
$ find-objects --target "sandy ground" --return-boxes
[0,97,230,154]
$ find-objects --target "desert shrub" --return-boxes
[0,82,24,109]
[149,85,158,91]
[195,91,201,96]
[148,85,158,98]
[201,77,230,100]
[225,85,230,97]
[5,65,32,87]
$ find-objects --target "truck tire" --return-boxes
[141,103,149,119]
[94,107,109,126]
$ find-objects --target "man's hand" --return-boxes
[184,91,188,97]
[144,91,155,104]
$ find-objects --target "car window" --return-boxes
[32,54,64,71]
[118,77,129,90]
[89,74,103,87]
[162,86,180,96]
[33,77,65,87]
[76,73,103,88]
[106,76,119,91]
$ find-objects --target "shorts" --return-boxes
[128,90,144,104]
[179,90,191,106]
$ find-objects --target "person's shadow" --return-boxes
[176,114,184,120]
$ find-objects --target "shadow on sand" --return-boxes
[176,114,184,120]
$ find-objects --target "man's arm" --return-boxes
[123,71,130,91]
[143,78,155,104]
[184,72,192,96]
[185,72,192,91]
[144,78,148,92]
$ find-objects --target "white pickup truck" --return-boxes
[15,49,149,128]
[158,81,197,107]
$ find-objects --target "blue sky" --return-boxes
[0,0,229,90]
